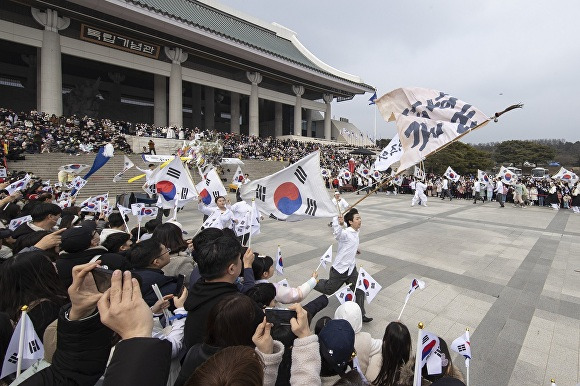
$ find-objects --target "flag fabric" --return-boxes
[155,156,198,209]
[69,176,87,196]
[444,166,460,182]
[339,168,352,182]
[56,198,72,209]
[368,91,377,105]
[5,174,31,195]
[240,151,336,221]
[131,203,146,216]
[356,164,371,179]
[9,215,32,231]
[413,166,425,180]
[319,245,333,270]
[80,193,109,213]
[336,286,356,304]
[59,164,89,174]
[405,278,426,303]
[393,174,403,186]
[136,206,158,219]
[0,312,44,379]
[477,169,492,187]
[83,146,113,180]
[551,167,579,184]
[113,155,135,182]
[232,201,252,236]
[374,134,403,171]
[375,88,489,173]
[0,168,6,178]
[117,204,132,218]
[277,278,289,288]
[142,154,174,163]
[420,329,441,370]
[275,246,284,275]
[497,166,518,185]
[196,168,227,208]
[355,267,382,304]
[250,200,261,236]
[232,165,244,186]
[451,330,472,367]
[321,168,330,178]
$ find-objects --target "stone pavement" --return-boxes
[169,192,580,386]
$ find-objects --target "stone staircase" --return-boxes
[6,153,287,202]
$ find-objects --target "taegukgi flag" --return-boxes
[59,163,89,174]
[319,245,333,271]
[444,166,460,182]
[275,246,283,275]
[113,155,135,182]
[375,88,488,173]
[240,151,336,221]
[451,330,472,367]
[478,169,492,187]
[374,133,403,172]
[196,168,227,208]
[497,166,517,185]
[339,168,352,182]
[232,165,244,186]
[155,156,198,209]
[551,167,579,184]
[1,312,44,378]
[336,285,356,305]
[5,174,31,195]
[9,215,32,231]
[355,267,382,304]
[405,278,426,303]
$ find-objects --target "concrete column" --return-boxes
[246,72,262,137]
[305,109,312,137]
[205,86,215,131]
[191,84,201,129]
[154,74,167,127]
[323,93,333,140]
[274,102,283,138]
[31,8,69,116]
[164,47,188,128]
[230,91,240,135]
[292,85,304,136]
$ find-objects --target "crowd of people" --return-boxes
[0,167,470,385]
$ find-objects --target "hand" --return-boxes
[34,228,66,250]
[243,247,254,268]
[8,190,22,202]
[173,287,188,309]
[311,271,318,280]
[288,303,311,339]
[150,294,173,314]
[97,270,153,340]
[68,261,103,320]
[252,316,273,354]
[338,216,344,226]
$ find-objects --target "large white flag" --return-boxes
[413,166,425,180]
[375,88,488,173]
[497,166,518,185]
[232,165,244,186]
[444,166,460,182]
[477,169,492,187]
[155,156,198,209]
[196,168,227,208]
[355,267,382,304]
[5,174,31,195]
[374,134,403,171]
[1,312,44,379]
[59,164,89,174]
[113,155,135,182]
[551,167,579,184]
[240,151,336,221]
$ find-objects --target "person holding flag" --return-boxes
[314,209,372,323]
[197,196,234,230]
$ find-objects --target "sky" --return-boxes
[216,0,580,144]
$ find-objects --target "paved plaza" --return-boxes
[169,191,580,386]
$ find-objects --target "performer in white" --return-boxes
[329,191,350,227]
[411,178,428,207]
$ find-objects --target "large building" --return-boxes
[0,0,374,142]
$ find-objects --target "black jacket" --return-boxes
[183,281,239,350]
[56,247,130,289]
[131,267,177,307]
[174,343,221,386]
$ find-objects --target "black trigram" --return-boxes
[180,187,189,200]
[167,167,181,179]
[256,185,266,201]
[305,198,317,216]
[7,352,17,364]
[205,178,211,186]
[294,166,307,184]
[269,213,279,220]
[457,344,466,352]
[212,191,220,199]
[422,335,429,345]
[28,339,40,353]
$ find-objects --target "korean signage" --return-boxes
[80,24,160,59]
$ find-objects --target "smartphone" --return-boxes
[92,267,141,293]
[265,307,297,326]
[175,274,185,296]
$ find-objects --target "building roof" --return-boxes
[123,0,373,90]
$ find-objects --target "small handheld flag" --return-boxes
[275,246,284,275]
[368,91,377,105]
[317,245,333,271]
[335,285,356,304]
[399,278,426,320]
[1,306,44,378]
[355,267,382,304]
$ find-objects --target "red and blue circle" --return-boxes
[69,164,82,169]
[363,279,370,289]
[449,173,456,179]
[504,172,513,182]
[156,180,176,201]
[345,293,353,302]
[199,189,212,205]
[274,182,302,215]
[141,208,155,216]
[563,174,572,180]
[278,257,283,267]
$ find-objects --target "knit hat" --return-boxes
[60,222,97,253]
[318,319,355,375]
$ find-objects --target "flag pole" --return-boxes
[397,299,408,321]
[315,260,323,272]
[348,104,523,210]
[465,328,471,386]
[16,305,28,376]
[327,282,354,298]
[243,209,251,247]
[414,322,424,386]
[121,212,130,233]
[137,219,142,240]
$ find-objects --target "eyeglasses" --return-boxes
[155,248,171,260]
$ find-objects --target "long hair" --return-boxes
[205,293,257,348]
[0,251,68,322]
[372,321,411,386]
[251,255,274,280]
[151,223,188,253]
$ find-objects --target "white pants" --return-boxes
[412,192,428,206]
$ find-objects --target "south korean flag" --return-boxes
[155,156,198,209]
[239,151,336,221]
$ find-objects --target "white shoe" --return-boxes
[422,204,428,207]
